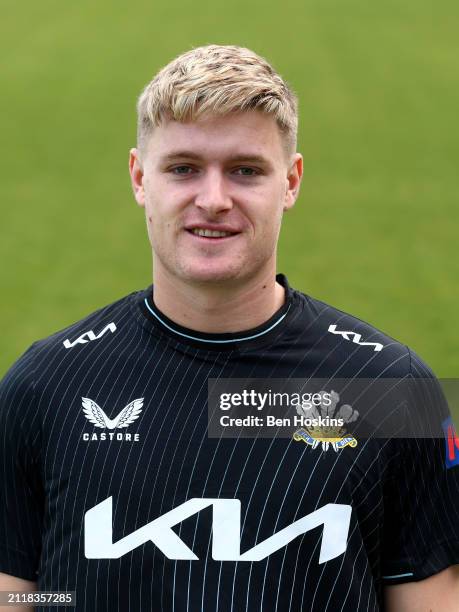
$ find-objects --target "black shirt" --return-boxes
[1,274,458,611]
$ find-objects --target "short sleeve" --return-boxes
[381,349,459,584]
[0,344,44,580]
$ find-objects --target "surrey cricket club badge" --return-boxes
[293,390,358,451]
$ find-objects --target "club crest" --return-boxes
[293,391,358,452]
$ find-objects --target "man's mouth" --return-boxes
[186,228,239,239]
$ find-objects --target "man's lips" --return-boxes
[184,223,241,232]
[184,229,240,241]
[183,224,242,240]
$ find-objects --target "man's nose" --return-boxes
[194,170,233,214]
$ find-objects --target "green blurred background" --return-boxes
[1,0,458,388]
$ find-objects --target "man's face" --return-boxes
[129,110,302,287]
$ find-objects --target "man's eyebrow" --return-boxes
[159,151,272,166]
[160,151,203,162]
[226,154,272,166]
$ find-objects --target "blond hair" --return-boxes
[137,44,298,156]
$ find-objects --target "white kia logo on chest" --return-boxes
[85,496,352,563]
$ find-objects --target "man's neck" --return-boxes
[152,269,286,334]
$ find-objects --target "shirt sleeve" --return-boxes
[0,344,44,580]
[381,349,459,584]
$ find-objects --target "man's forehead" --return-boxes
[159,149,273,165]
[146,111,285,161]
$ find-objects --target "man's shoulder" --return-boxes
[0,288,147,430]
[40,289,139,346]
[303,292,403,347]
[6,288,144,377]
[293,288,425,377]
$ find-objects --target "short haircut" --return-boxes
[136,44,298,157]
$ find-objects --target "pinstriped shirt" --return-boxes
[1,274,458,611]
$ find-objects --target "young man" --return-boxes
[1,45,458,611]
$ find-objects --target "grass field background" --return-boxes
[1,1,458,418]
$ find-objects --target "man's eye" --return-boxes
[234,167,258,176]
[171,166,194,175]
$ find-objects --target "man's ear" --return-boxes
[129,148,145,207]
[283,153,303,211]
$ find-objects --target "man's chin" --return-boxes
[178,264,246,285]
